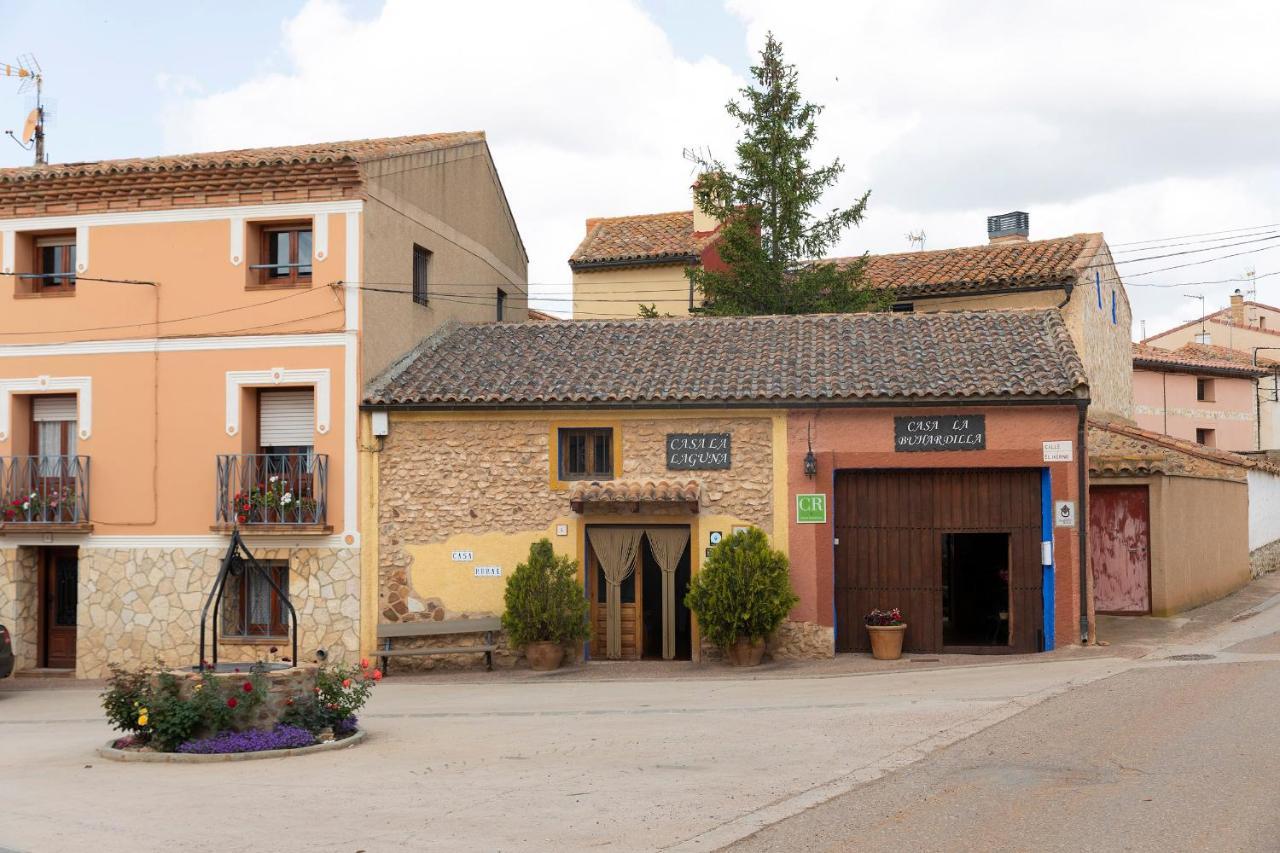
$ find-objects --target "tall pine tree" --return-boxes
[688,33,890,316]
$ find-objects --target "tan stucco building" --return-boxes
[0,132,527,677]
[1132,343,1268,452]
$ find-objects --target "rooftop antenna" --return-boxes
[1185,293,1207,344]
[3,55,46,165]
[906,230,926,252]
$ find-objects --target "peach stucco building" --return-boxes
[0,132,527,677]
[1132,343,1267,451]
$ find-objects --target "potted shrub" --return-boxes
[685,527,798,666]
[865,608,907,660]
[502,539,591,671]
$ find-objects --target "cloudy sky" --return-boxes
[4,0,1279,335]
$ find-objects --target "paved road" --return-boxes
[732,652,1280,852]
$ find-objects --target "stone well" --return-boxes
[164,663,319,733]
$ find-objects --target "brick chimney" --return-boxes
[1230,289,1245,326]
[988,211,1030,244]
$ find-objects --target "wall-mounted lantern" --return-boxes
[804,422,817,479]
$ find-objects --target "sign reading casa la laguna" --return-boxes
[667,433,731,470]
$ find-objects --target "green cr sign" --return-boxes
[796,493,827,524]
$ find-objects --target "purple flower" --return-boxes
[176,725,317,754]
[334,716,358,736]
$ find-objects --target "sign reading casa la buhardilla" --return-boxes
[666,433,731,470]
[894,415,986,452]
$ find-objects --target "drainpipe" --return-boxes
[1077,399,1090,645]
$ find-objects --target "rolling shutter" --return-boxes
[258,389,315,447]
[32,395,77,422]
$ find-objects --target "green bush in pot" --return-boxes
[684,527,798,665]
[502,539,591,669]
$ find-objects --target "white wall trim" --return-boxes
[0,533,359,549]
[0,375,92,441]
[229,216,245,266]
[0,332,347,359]
[314,212,329,262]
[0,199,362,234]
[0,229,12,274]
[225,368,330,437]
[76,225,90,273]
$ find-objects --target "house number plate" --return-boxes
[451,550,474,562]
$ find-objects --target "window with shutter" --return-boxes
[258,389,315,448]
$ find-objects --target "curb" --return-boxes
[96,728,367,763]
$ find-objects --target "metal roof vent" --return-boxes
[988,211,1030,244]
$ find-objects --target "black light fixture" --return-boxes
[804,422,817,479]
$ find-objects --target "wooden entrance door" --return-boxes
[834,469,1043,654]
[1089,485,1151,614]
[39,547,78,668]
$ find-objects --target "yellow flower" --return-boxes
[194,683,203,692]
[137,713,149,726]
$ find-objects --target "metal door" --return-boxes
[1089,485,1151,614]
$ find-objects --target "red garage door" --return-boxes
[1089,485,1152,614]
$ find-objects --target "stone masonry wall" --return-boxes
[0,547,38,670]
[75,546,359,679]
[1250,540,1280,579]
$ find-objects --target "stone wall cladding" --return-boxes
[1250,540,1280,578]
[75,547,359,679]
[0,547,39,671]
[167,664,320,734]
[699,620,833,662]
[1064,248,1134,420]
[377,414,775,624]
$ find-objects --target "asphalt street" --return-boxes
[731,651,1280,852]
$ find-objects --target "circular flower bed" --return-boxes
[101,658,381,758]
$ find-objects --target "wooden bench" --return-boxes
[375,618,501,672]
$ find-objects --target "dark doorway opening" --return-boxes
[640,535,692,661]
[942,533,1010,648]
[39,546,78,669]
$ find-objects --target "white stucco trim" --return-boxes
[0,199,362,234]
[0,375,92,441]
[0,533,358,549]
[76,225,90,273]
[225,368,330,438]
[314,212,329,262]
[0,333,347,358]
[0,229,13,274]
[229,217,245,266]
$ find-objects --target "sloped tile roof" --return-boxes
[849,233,1101,298]
[1089,418,1280,479]
[1178,342,1279,368]
[570,210,720,269]
[365,308,1088,408]
[1132,343,1270,378]
[568,480,701,511]
[0,132,486,184]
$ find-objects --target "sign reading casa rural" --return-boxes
[666,433,731,470]
[893,415,986,452]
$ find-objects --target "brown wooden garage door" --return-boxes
[834,468,1043,654]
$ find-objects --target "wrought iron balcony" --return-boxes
[0,456,91,530]
[215,453,329,532]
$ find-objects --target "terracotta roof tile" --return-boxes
[0,132,486,184]
[1132,343,1270,377]
[568,480,700,511]
[364,309,1088,407]
[1089,418,1280,477]
[569,210,719,269]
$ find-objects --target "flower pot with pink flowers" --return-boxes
[864,608,907,660]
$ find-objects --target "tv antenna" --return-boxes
[4,55,46,165]
[906,230,926,251]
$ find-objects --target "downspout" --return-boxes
[1076,399,1090,645]
[1162,373,1168,436]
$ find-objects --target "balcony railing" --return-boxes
[0,456,90,527]
[215,453,329,530]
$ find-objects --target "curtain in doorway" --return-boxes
[587,527,643,659]
[645,528,690,660]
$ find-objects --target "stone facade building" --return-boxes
[362,309,1089,664]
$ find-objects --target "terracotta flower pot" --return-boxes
[525,641,565,671]
[727,636,766,667]
[866,624,907,660]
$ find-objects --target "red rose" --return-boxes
[237,515,247,524]
[242,681,253,692]
[227,697,238,709]
[372,669,383,681]
[360,658,369,669]
[342,678,351,688]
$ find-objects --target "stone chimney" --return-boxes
[692,176,722,235]
[988,211,1030,244]
[1230,289,1245,326]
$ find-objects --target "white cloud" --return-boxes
[162,0,742,315]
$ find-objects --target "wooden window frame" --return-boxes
[1196,377,1215,403]
[251,224,313,289]
[558,427,614,481]
[412,244,431,306]
[24,234,77,296]
[222,561,290,639]
[1196,428,1216,447]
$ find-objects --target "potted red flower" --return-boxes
[864,608,907,660]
